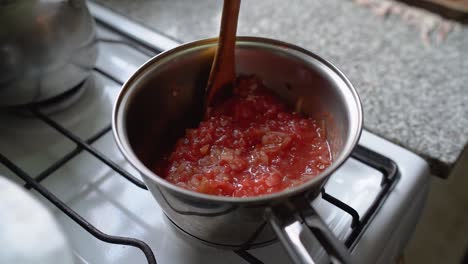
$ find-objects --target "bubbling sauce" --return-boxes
[153,76,332,197]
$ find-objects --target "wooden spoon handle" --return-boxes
[205,0,241,108]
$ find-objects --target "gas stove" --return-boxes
[0,2,430,264]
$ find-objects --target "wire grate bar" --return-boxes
[234,250,265,264]
[25,125,113,189]
[29,107,148,190]
[344,145,399,248]
[0,153,157,264]
[98,38,156,58]
[25,146,82,188]
[94,67,125,86]
[321,189,361,228]
[86,124,113,143]
[352,146,398,185]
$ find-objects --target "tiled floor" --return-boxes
[405,148,468,264]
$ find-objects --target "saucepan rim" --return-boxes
[112,36,363,204]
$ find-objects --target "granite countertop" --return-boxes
[94,0,467,177]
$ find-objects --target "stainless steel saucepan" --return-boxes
[113,37,362,264]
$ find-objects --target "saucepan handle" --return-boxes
[267,203,353,264]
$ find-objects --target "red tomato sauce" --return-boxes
[154,76,332,197]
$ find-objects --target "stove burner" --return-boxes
[26,79,89,114]
[3,78,90,118]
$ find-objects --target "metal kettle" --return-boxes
[0,0,98,107]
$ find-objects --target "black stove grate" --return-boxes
[0,114,157,263]
[0,29,399,264]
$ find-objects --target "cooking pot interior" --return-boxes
[123,39,358,175]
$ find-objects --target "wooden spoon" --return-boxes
[204,0,241,111]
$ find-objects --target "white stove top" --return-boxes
[0,3,430,264]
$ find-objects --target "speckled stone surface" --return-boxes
[94,0,467,176]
